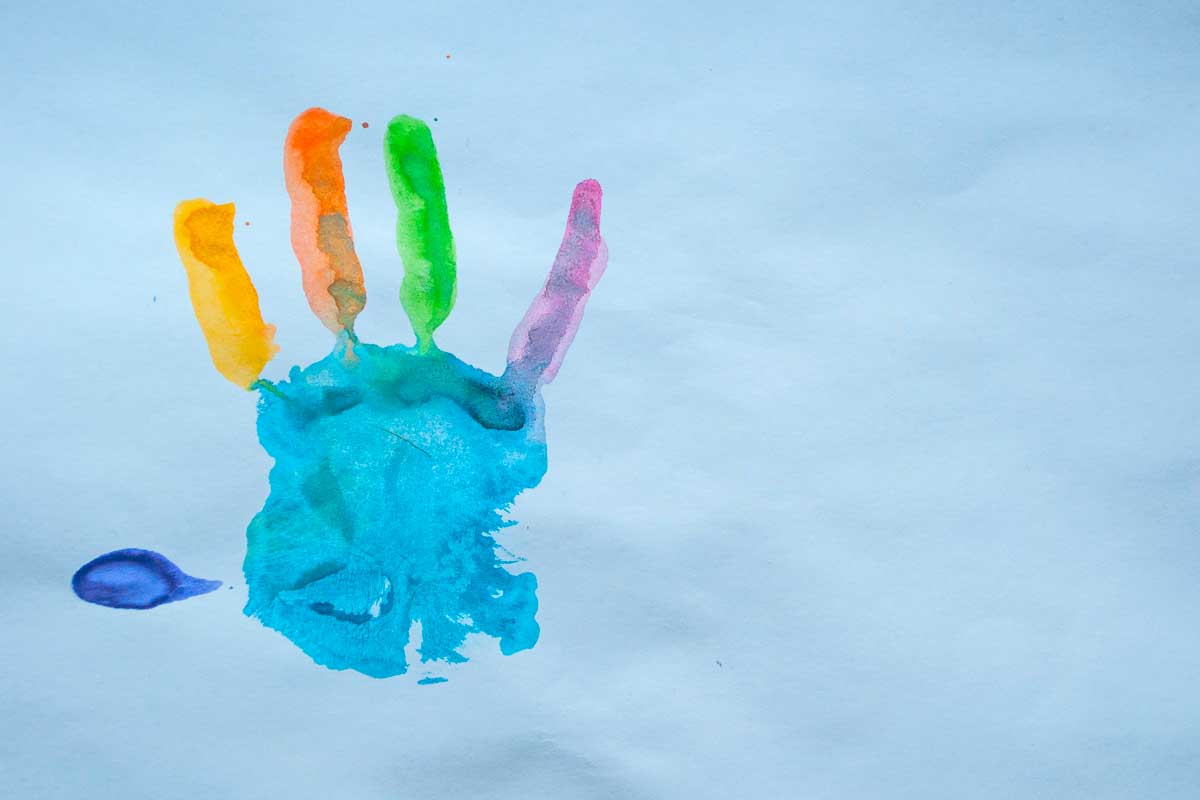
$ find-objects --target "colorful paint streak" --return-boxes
[383,115,457,351]
[284,108,367,334]
[507,179,608,386]
[174,200,279,388]
[73,107,607,680]
[73,549,221,609]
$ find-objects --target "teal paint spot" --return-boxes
[244,337,545,678]
[418,676,449,685]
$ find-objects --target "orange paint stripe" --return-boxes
[284,107,366,333]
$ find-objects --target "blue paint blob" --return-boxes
[244,338,544,678]
[418,676,449,685]
[72,548,221,609]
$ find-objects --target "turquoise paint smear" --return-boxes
[244,337,546,678]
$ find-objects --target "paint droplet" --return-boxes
[362,121,369,128]
[433,117,439,122]
[418,676,448,685]
[72,548,221,609]
[245,221,251,227]
[445,53,451,60]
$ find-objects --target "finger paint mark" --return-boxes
[418,676,449,685]
[285,108,367,334]
[73,549,221,609]
[174,199,279,388]
[384,115,457,350]
[506,180,607,386]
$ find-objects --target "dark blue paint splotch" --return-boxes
[72,549,221,609]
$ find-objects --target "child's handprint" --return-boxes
[78,108,606,680]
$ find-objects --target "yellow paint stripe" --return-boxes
[174,199,278,387]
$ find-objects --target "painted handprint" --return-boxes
[73,108,607,679]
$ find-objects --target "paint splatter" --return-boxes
[418,676,449,685]
[72,549,221,609]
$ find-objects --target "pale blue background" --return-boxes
[3,1,1200,797]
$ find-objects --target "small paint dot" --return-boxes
[433,117,439,122]
[245,221,251,227]
[445,54,451,60]
[362,121,369,128]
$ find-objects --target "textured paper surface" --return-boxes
[4,2,1200,797]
